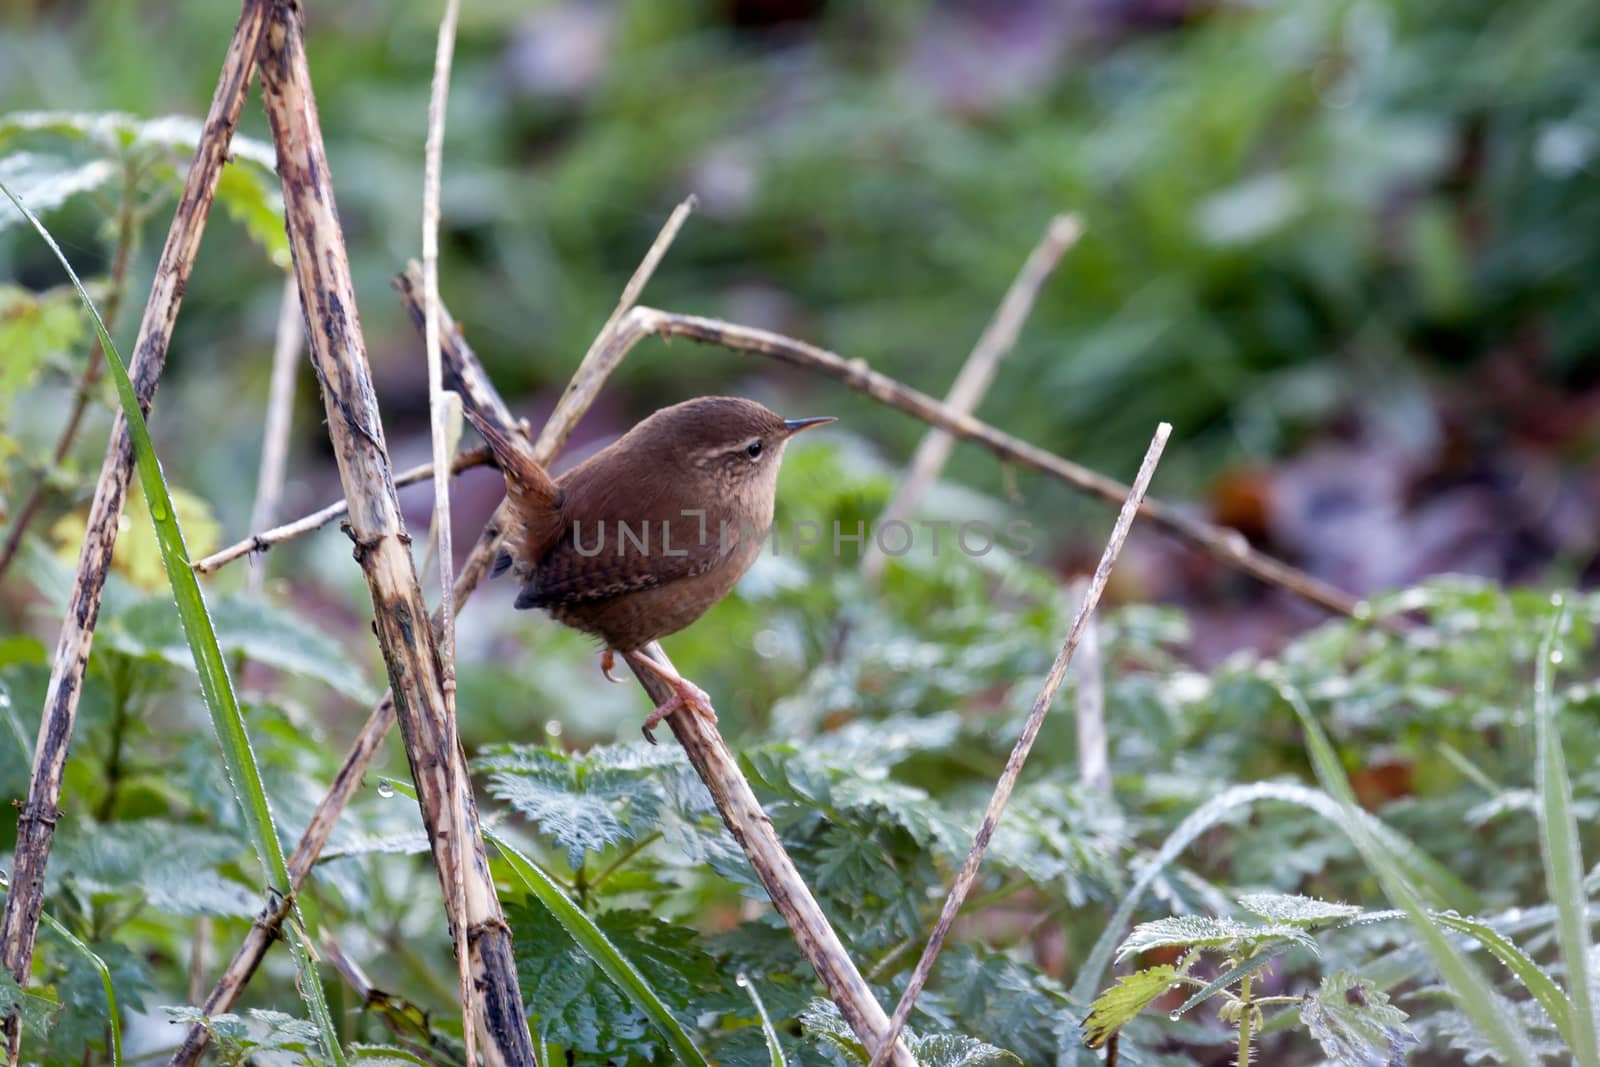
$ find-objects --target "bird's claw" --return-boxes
[600,649,624,684]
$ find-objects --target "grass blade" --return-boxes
[738,972,788,1067]
[382,779,712,1067]
[1534,601,1598,1067]
[1281,682,1538,1067]
[0,180,344,1066]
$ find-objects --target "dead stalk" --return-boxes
[170,201,692,1065]
[1070,577,1110,793]
[419,0,473,1054]
[245,272,304,593]
[0,2,270,1058]
[861,213,1081,582]
[867,422,1171,1066]
[255,0,531,1061]
[633,307,1368,622]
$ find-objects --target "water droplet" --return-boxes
[1551,649,1565,665]
[545,719,563,738]
[735,972,749,988]
[149,499,169,521]
[1550,592,1565,608]
[0,869,9,888]
[376,780,395,799]
[1168,1010,1182,1022]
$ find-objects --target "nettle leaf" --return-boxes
[1115,916,1316,962]
[45,939,151,1061]
[0,972,58,1034]
[508,897,716,1059]
[50,819,258,917]
[213,160,289,267]
[1300,972,1419,1067]
[0,283,86,412]
[482,743,680,870]
[798,999,1020,1065]
[0,151,117,228]
[1083,966,1179,1048]
[103,593,375,703]
[1238,893,1365,927]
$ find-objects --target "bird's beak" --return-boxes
[782,416,837,436]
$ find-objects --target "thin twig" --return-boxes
[867,422,1171,1066]
[861,213,1081,582]
[0,159,141,579]
[171,199,693,1066]
[631,308,1371,624]
[245,272,303,594]
[419,0,471,1056]
[192,445,492,573]
[1070,577,1110,793]
[255,0,532,1059]
[0,2,270,1058]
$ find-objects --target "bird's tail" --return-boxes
[460,406,563,548]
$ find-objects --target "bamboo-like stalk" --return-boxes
[254,1,532,1062]
[0,2,270,1058]
[170,196,695,1067]
[867,424,1170,1066]
[861,213,1081,582]
[244,273,304,593]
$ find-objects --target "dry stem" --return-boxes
[419,0,472,1053]
[1070,577,1110,793]
[245,272,304,593]
[867,422,1171,1066]
[171,201,692,1065]
[0,2,270,1058]
[256,0,531,1061]
[632,308,1367,622]
[861,213,1081,582]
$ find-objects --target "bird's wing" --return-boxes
[517,463,742,608]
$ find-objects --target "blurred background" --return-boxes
[3,0,1599,669]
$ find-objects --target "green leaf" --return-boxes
[0,177,344,1066]
[1168,942,1294,1019]
[486,819,711,1067]
[0,973,58,1035]
[1114,916,1316,962]
[214,163,289,268]
[0,284,87,413]
[482,743,677,870]
[1534,603,1599,1067]
[50,819,257,917]
[1428,911,1572,1042]
[0,152,117,228]
[1237,893,1364,927]
[1300,973,1419,1067]
[1283,683,1538,1067]
[107,594,376,703]
[736,974,788,1067]
[799,999,1020,1065]
[1082,966,1179,1048]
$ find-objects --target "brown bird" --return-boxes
[466,396,834,739]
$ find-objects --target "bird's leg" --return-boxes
[622,649,717,744]
[599,648,624,684]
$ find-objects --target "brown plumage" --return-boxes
[465,396,834,737]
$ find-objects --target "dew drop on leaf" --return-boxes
[1168,1010,1182,1022]
[736,972,749,987]
[1550,649,1564,665]
[545,719,563,738]
[376,780,395,799]
[1551,592,1565,607]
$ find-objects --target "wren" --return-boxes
[464,396,834,739]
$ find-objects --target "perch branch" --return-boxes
[632,308,1369,622]
[255,1,533,1062]
[170,198,693,1065]
[419,0,472,1054]
[625,644,917,1067]
[861,213,1081,582]
[243,272,304,593]
[867,422,1171,1066]
[0,2,270,1058]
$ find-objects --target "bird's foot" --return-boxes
[624,650,717,744]
[600,649,625,684]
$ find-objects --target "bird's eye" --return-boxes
[745,440,764,460]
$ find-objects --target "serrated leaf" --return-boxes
[1114,916,1316,962]
[50,819,258,917]
[0,152,117,228]
[1083,966,1179,1048]
[1238,893,1364,926]
[799,999,1021,1065]
[213,163,288,268]
[484,745,672,869]
[0,284,86,413]
[102,593,375,703]
[0,973,58,1034]
[52,484,222,593]
[1300,973,1419,1067]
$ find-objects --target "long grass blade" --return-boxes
[738,972,788,1067]
[1534,601,1598,1067]
[0,180,345,1066]
[1282,682,1538,1067]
